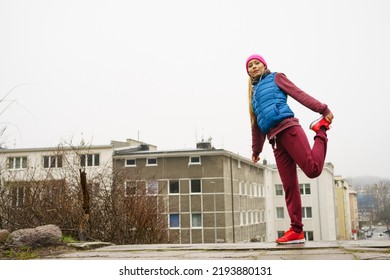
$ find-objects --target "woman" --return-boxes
[246,54,334,244]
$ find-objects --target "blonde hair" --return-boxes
[248,77,257,126]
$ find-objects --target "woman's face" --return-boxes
[247,59,266,78]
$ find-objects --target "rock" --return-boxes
[0,229,10,245]
[4,224,63,248]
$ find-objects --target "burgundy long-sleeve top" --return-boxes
[251,72,331,158]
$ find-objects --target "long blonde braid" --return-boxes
[248,77,257,126]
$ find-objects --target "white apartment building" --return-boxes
[0,144,113,183]
[0,139,154,182]
[266,163,337,242]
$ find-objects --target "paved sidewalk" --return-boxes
[51,240,390,260]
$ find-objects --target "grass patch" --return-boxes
[1,246,38,260]
[61,235,77,243]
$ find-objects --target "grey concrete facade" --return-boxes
[113,146,267,244]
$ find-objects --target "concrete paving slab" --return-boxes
[4,241,390,280]
[50,240,390,260]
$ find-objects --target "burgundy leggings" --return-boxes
[272,125,328,233]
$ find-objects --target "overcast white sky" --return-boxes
[1,0,389,179]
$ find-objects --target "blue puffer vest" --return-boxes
[252,72,294,134]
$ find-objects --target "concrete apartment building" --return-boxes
[349,189,359,239]
[0,138,338,243]
[112,141,267,244]
[334,176,359,240]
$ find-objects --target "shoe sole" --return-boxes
[309,117,330,131]
[309,116,323,128]
[276,239,306,245]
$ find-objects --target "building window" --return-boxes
[125,180,146,196]
[7,157,28,169]
[169,214,180,228]
[11,185,27,208]
[302,207,312,218]
[248,184,252,196]
[237,160,241,168]
[125,181,136,196]
[147,180,158,195]
[43,155,63,168]
[190,179,201,193]
[189,156,201,165]
[275,184,283,196]
[252,184,256,196]
[240,212,245,225]
[146,158,157,166]
[169,180,180,194]
[191,213,202,228]
[80,154,100,167]
[300,183,311,195]
[276,207,284,219]
[277,231,285,238]
[125,159,136,167]
[304,231,314,241]
[239,181,244,195]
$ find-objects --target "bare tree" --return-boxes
[375,180,390,225]
[90,167,170,244]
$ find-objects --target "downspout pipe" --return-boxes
[230,156,235,243]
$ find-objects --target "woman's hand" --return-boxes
[325,112,334,124]
[252,155,260,163]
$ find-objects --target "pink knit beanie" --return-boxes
[246,54,267,74]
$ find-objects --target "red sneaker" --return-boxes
[309,117,330,132]
[276,228,305,244]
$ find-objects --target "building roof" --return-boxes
[112,145,269,169]
[0,139,269,169]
